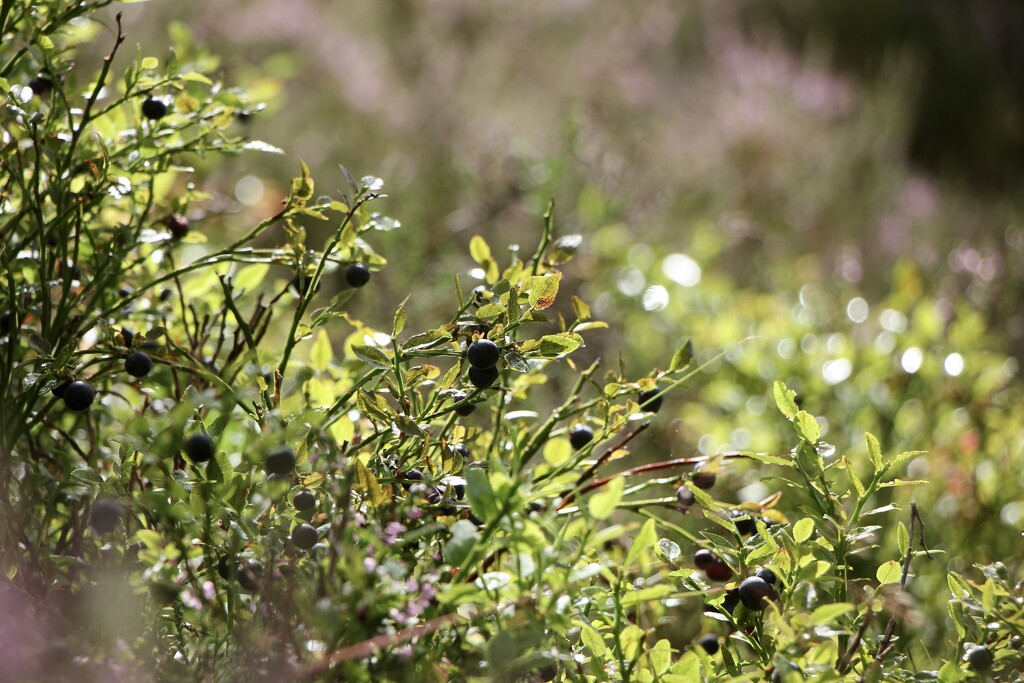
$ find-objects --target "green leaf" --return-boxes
[588,476,624,520]
[794,410,820,443]
[466,469,497,523]
[866,432,883,472]
[526,273,561,310]
[393,415,424,438]
[743,452,795,468]
[475,303,505,320]
[402,329,449,351]
[938,660,967,683]
[290,160,314,203]
[392,295,409,337]
[579,622,607,656]
[351,345,391,369]
[897,521,909,557]
[571,295,591,321]
[793,518,814,543]
[620,584,673,607]
[876,560,902,585]
[649,639,672,676]
[28,334,52,356]
[140,56,159,70]
[981,578,995,613]
[810,603,854,625]
[503,351,530,373]
[310,329,332,372]
[625,518,658,566]
[773,380,799,420]
[355,459,386,506]
[469,236,499,282]
[444,519,479,567]
[519,333,583,357]
[668,339,694,373]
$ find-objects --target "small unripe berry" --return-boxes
[63,381,95,411]
[697,634,719,655]
[184,433,215,463]
[141,97,168,120]
[265,446,296,475]
[345,263,371,288]
[638,389,663,413]
[468,365,499,389]
[293,489,316,511]
[124,351,153,378]
[569,425,594,450]
[467,339,500,369]
[291,523,319,550]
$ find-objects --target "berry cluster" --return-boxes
[466,338,501,389]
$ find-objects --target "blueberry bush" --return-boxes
[2,2,1023,682]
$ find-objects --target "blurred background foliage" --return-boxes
[93,0,1023,653]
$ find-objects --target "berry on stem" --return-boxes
[694,549,733,581]
[166,214,189,239]
[569,425,594,450]
[291,523,319,551]
[691,465,716,490]
[468,365,499,389]
[966,645,993,670]
[697,634,719,655]
[89,499,123,534]
[293,489,316,511]
[738,576,776,611]
[675,485,695,511]
[265,446,297,475]
[755,567,778,585]
[638,388,663,413]
[452,391,476,416]
[141,96,168,120]
[63,381,95,411]
[124,351,153,378]
[345,263,371,288]
[730,509,756,535]
[184,433,215,463]
[467,339,500,369]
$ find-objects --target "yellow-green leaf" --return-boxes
[355,459,386,506]
[793,518,814,543]
[625,518,657,566]
[773,380,798,420]
[810,603,855,625]
[310,329,332,371]
[588,476,624,520]
[579,622,607,656]
[876,560,902,585]
[866,432,883,472]
[526,273,562,310]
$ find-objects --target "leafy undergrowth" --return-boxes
[1,2,1022,682]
